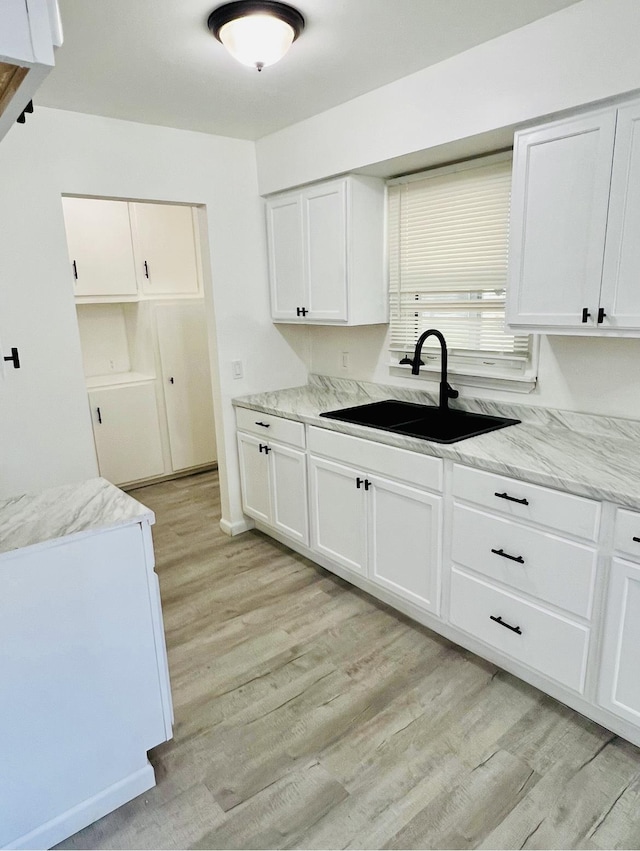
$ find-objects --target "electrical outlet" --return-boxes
[232,359,243,379]
[341,351,349,371]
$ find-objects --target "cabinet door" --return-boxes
[88,383,165,485]
[266,192,305,321]
[507,110,616,329]
[600,101,640,329]
[304,180,348,322]
[62,198,138,298]
[156,302,216,471]
[131,203,199,296]
[369,476,442,614]
[309,456,367,575]
[598,557,640,726]
[270,443,308,545]
[237,432,271,525]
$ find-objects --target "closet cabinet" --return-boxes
[156,302,216,472]
[308,427,442,613]
[62,198,139,298]
[265,175,386,325]
[88,382,165,486]
[507,96,640,335]
[63,198,201,301]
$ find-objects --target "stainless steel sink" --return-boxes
[319,399,520,443]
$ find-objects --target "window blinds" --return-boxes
[388,157,529,360]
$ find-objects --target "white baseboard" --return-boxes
[219,516,254,536]
[3,763,156,850]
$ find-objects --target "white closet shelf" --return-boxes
[85,372,156,389]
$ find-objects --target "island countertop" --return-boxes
[233,374,640,511]
[0,477,154,561]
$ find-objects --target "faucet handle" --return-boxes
[447,383,459,399]
[399,355,424,366]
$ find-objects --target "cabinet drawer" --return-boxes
[309,426,442,491]
[614,508,640,560]
[235,408,305,449]
[453,464,600,540]
[450,568,590,693]
[452,504,597,618]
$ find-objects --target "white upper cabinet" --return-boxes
[600,101,640,330]
[131,203,200,297]
[506,109,616,331]
[507,96,640,336]
[62,198,138,298]
[62,198,201,301]
[266,175,387,325]
[0,0,62,144]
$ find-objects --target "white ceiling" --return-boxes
[37,0,582,141]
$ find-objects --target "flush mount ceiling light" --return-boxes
[208,0,305,72]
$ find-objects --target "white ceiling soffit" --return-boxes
[37,0,582,141]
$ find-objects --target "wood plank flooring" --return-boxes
[57,471,640,850]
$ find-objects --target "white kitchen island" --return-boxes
[0,478,173,850]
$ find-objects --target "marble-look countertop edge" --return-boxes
[0,477,155,561]
[232,395,640,512]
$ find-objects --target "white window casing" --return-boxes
[387,153,536,391]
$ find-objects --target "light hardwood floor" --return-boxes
[58,471,640,850]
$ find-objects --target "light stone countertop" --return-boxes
[0,477,154,561]
[233,374,640,511]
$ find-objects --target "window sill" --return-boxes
[388,362,537,394]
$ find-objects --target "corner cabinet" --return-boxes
[265,175,387,325]
[0,0,62,144]
[506,96,640,335]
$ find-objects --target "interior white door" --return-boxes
[132,203,199,296]
[270,443,308,545]
[507,110,617,328]
[156,301,216,471]
[266,191,305,321]
[598,557,640,726]
[600,101,640,329]
[309,455,367,575]
[369,476,442,613]
[88,383,164,485]
[237,432,271,525]
[61,197,138,298]
[304,180,348,321]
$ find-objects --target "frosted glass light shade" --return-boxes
[219,13,294,69]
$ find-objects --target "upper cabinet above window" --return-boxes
[0,0,62,143]
[507,96,640,336]
[265,175,387,325]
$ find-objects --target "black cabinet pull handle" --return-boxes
[597,307,607,324]
[259,443,271,454]
[633,537,640,543]
[169,376,174,384]
[72,260,78,280]
[581,307,591,323]
[96,406,102,424]
[296,307,308,317]
[490,615,522,635]
[3,347,20,369]
[255,421,270,428]
[495,491,529,506]
[491,548,525,564]
[364,479,371,491]
[144,260,149,279]
[356,477,363,489]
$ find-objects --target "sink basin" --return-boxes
[319,399,520,443]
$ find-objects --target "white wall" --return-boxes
[0,108,308,528]
[307,325,640,420]
[256,0,640,194]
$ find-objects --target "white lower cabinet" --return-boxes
[237,421,308,546]
[89,383,165,485]
[308,428,442,614]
